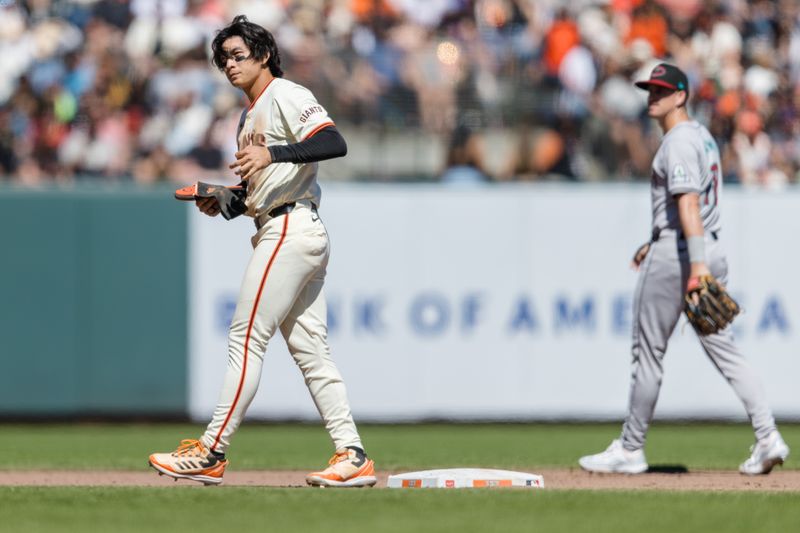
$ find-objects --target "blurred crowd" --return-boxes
[0,0,799,187]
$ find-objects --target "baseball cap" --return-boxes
[635,63,689,94]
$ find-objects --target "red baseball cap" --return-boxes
[635,63,689,94]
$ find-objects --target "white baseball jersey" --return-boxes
[650,120,722,234]
[200,77,364,456]
[236,77,335,217]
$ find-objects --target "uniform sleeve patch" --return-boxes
[672,163,688,183]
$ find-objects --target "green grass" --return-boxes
[2,423,799,532]
[0,487,798,533]
[1,422,798,471]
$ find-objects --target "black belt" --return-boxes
[256,201,318,230]
[268,202,296,218]
[651,227,718,242]
[268,201,318,218]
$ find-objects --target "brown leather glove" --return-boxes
[684,274,741,335]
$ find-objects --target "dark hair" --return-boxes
[211,15,283,77]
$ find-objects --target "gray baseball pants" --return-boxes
[621,231,776,450]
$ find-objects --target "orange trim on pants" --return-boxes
[211,214,290,451]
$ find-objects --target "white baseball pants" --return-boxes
[200,200,364,454]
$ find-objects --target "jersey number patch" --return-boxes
[703,163,719,206]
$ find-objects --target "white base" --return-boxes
[387,468,544,489]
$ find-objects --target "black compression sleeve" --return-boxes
[268,126,347,164]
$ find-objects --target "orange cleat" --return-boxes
[306,448,377,488]
[149,439,227,486]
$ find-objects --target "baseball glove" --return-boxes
[684,274,740,335]
[175,181,247,220]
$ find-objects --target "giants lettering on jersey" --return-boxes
[242,132,267,148]
[299,106,324,124]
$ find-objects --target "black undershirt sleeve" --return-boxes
[267,126,347,164]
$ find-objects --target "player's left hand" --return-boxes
[686,262,712,306]
[196,196,221,217]
[684,273,740,335]
[688,262,711,281]
[230,145,272,180]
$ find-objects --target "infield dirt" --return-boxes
[2,469,798,491]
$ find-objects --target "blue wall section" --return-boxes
[0,185,187,416]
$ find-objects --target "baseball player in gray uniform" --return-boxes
[149,16,376,487]
[579,64,789,475]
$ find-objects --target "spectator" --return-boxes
[543,8,581,76]
[624,0,668,58]
[440,125,490,184]
[503,123,576,181]
[729,109,788,189]
[0,0,797,185]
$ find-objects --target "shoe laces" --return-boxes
[173,439,206,457]
[328,450,352,465]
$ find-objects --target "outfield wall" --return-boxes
[0,186,187,416]
[189,184,800,422]
[1,184,795,420]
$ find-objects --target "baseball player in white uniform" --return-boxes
[149,16,376,487]
[579,64,789,475]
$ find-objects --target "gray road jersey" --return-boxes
[650,120,722,235]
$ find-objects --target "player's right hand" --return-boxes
[631,242,651,270]
[196,196,221,217]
